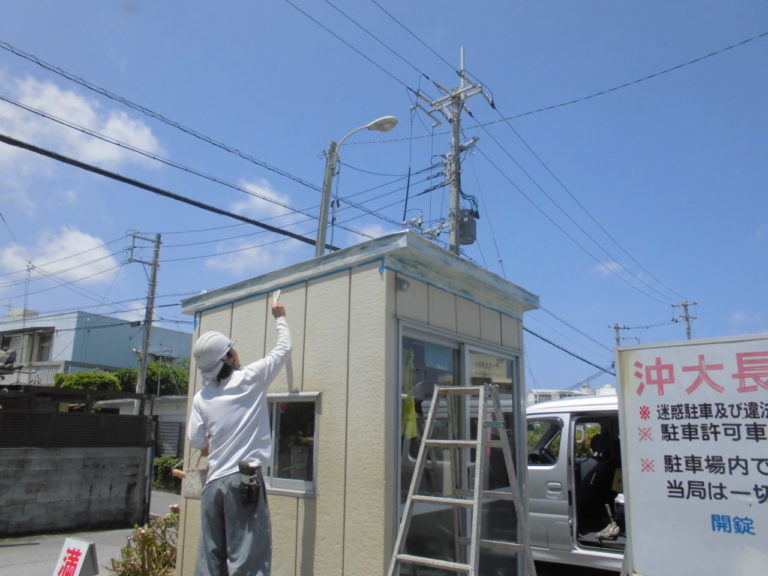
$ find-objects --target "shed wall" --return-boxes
[176,261,394,576]
[175,244,528,576]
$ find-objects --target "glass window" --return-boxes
[35,331,53,362]
[527,417,563,466]
[266,393,318,495]
[398,335,524,574]
[400,336,459,503]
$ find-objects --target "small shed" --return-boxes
[175,231,539,575]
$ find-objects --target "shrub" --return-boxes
[109,508,179,576]
[153,456,182,494]
[54,371,121,391]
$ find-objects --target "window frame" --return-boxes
[265,391,320,497]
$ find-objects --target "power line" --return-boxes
[284,0,413,90]
[369,0,458,75]
[0,91,388,244]
[479,104,685,303]
[493,30,768,122]
[0,40,320,192]
[524,326,616,376]
[323,0,433,80]
[0,132,338,251]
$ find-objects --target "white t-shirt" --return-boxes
[187,317,291,483]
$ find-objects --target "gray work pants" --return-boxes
[195,471,271,576]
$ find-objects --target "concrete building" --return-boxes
[175,231,539,575]
[0,308,192,385]
[527,383,617,406]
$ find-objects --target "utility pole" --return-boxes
[611,324,631,347]
[673,300,698,340]
[412,47,486,255]
[128,232,161,415]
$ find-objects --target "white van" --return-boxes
[526,394,624,572]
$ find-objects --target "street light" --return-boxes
[315,115,398,257]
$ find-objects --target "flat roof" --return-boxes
[181,231,539,319]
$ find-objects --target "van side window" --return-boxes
[527,417,563,465]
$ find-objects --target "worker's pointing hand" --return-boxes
[272,302,286,318]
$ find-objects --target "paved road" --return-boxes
[1,491,620,576]
[0,490,180,576]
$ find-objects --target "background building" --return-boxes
[0,308,191,385]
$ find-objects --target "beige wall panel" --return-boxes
[177,306,231,574]
[501,314,522,350]
[176,499,201,575]
[270,497,299,576]
[302,270,350,575]
[456,297,481,339]
[295,498,318,576]
[428,285,457,332]
[395,275,428,324]
[479,306,502,345]
[230,296,269,359]
[255,284,307,394]
[344,264,389,574]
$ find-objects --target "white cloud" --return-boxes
[594,261,623,277]
[205,237,303,277]
[230,179,294,221]
[0,226,120,284]
[347,222,400,243]
[730,311,765,331]
[0,75,164,178]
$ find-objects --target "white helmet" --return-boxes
[193,331,234,377]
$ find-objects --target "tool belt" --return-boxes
[238,461,262,505]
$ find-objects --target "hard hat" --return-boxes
[193,331,234,374]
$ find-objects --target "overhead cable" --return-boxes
[0,40,320,192]
[323,0,433,80]
[0,132,338,251]
[469,119,678,305]
[524,326,616,376]
[495,30,768,122]
[284,0,412,90]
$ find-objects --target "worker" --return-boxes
[187,300,291,576]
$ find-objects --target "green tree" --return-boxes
[110,362,190,396]
[54,371,121,391]
[147,361,189,396]
[112,367,137,392]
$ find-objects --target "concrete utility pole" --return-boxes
[128,232,161,414]
[412,47,486,255]
[611,323,631,347]
[673,300,698,340]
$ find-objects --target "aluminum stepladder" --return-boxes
[388,384,537,576]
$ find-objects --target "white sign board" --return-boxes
[617,334,768,576]
[53,538,98,576]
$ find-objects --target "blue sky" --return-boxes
[0,1,765,391]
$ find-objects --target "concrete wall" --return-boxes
[0,446,149,536]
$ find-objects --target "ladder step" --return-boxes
[484,421,505,429]
[480,539,525,553]
[481,489,516,501]
[484,439,507,448]
[413,494,475,507]
[395,553,471,572]
[424,439,477,448]
[439,385,484,395]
